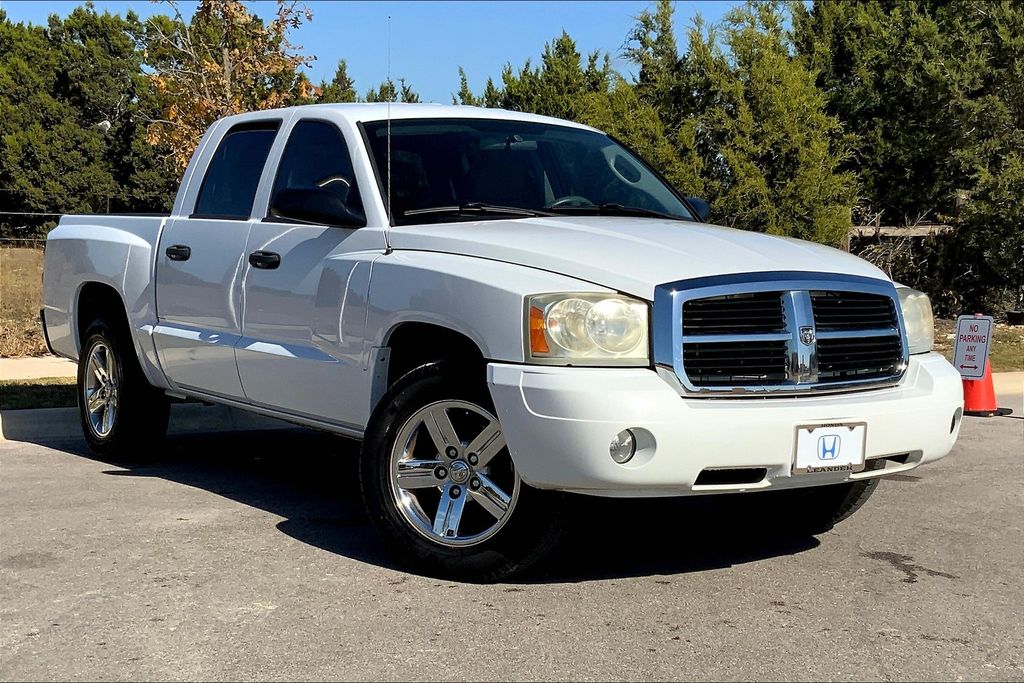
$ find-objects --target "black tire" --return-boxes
[359,361,563,581]
[77,318,170,458]
[769,476,881,535]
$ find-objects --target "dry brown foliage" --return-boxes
[145,0,314,171]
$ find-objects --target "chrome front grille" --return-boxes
[652,272,909,396]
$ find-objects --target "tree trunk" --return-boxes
[222,47,232,104]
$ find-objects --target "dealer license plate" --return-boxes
[793,422,867,474]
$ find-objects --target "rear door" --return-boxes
[153,120,281,399]
[235,117,385,428]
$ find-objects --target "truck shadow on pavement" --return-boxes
[63,428,819,583]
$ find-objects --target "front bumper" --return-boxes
[487,353,964,497]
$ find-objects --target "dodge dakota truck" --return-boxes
[42,104,963,579]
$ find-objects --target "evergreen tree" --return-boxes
[319,59,357,103]
[795,0,1024,309]
[0,6,174,237]
[481,77,502,108]
[497,31,611,121]
[624,0,681,126]
[453,67,481,106]
[365,77,419,103]
[626,1,856,245]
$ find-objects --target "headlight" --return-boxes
[527,293,649,365]
[897,286,934,354]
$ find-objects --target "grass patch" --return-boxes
[934,319,1024,373]
[0,376,77,410]
[1,247,48,357]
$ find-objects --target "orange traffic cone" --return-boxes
[963,359,1011,417]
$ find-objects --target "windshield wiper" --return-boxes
[547,203,687,221]
[403,203,555,219]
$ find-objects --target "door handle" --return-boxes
[248,250,281,270]
[165,244,191,261]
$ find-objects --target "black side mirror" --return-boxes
[270,187,365,228]
[685,196,711,222]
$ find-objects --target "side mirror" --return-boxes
[685,196,711,222]
[270,187,365,228]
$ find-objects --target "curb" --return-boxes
[0,403,301,444]
[990,371,1023,398]
[0,355,77,381]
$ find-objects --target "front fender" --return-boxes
[366,251,614,363]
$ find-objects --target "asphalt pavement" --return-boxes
[1,394,1021,681]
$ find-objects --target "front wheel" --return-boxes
[359,362,562,581]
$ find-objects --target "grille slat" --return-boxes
[682,292,785,335]
[683,339,789,386]
[811,291,897,331]
[817,336,902,382]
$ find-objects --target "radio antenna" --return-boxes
[386,14,393,233]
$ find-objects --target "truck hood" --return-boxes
[387,216,888,299]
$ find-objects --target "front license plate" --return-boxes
[793,422,867,474]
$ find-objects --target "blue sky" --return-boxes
[2,1,741,103]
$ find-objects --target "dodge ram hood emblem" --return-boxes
[799,326,816,345]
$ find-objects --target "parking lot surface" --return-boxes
[1,395,1022,681]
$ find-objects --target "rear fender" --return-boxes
[44,217,170,389]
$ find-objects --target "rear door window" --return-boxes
[194,122,279,219]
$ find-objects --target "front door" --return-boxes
[154,121,280,399]
[235,118,384,428]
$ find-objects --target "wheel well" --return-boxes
[76,282,130,349]
[386,322,486,388]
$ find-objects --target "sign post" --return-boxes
[952,315,993,380]
[953,314,1010,417]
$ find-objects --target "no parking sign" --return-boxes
[952,315,993,380]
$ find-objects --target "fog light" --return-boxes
[609,429,637,464]
[951,407,963,434]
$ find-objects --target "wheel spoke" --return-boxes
[396,459,445,490]
[103,347,115,381]
[470,473,512,519]
[101,401,114,433]
[433,483,467,538]
[466,420,504,467]
[86,388,105,413]
[423,404,461,457]
[90,351,108,383]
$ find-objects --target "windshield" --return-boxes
[362,118,696,225]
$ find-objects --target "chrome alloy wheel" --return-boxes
[83,341,120,438]
[389,400,521,547]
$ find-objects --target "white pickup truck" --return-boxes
[43,104,963,579]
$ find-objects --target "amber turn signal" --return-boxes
[529,305,549,353]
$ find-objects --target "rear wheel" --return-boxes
[78,319,170,457]
[360,362,562,581]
